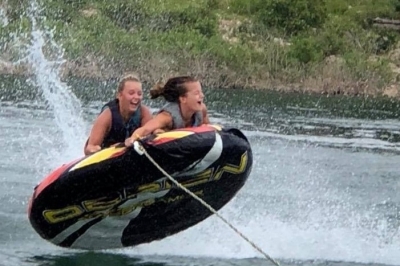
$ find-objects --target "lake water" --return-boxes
[1,73,400,266]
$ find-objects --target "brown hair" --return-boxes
[150,76,198,102]
[117,73,141,93]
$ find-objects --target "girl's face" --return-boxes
[118,80,143,113]
[179,81,204,112]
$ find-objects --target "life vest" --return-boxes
[101,99,142,148]
[159,102,202,129]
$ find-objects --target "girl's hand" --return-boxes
[124,134,141,147]
[124,137,134,147]
[153,129,165,134]
[86,144,101,154]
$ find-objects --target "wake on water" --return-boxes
[3,1,400,265]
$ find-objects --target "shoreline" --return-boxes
[1,58,399,100]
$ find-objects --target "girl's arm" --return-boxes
[84,109,111,155]
[125,112,172,146]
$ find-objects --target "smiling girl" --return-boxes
[84,74,152,155]
[125,76,210,146]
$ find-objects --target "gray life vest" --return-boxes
[159,102,202,129]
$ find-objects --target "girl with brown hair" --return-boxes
[125,75,209,146]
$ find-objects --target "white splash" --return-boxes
[20,0,87,166]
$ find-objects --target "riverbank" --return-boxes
[1,0,400,98]
[2,55,399,99]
